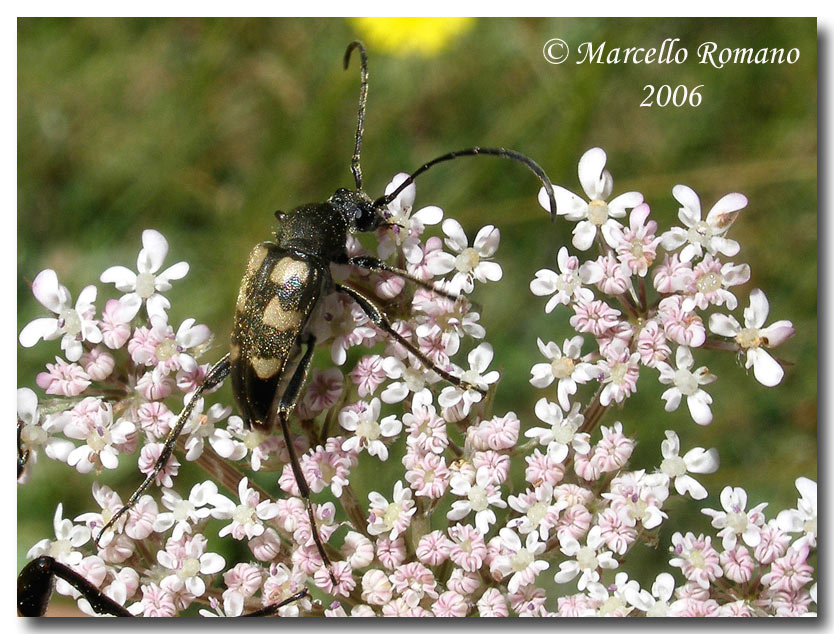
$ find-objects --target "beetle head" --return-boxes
[330,188,386,233]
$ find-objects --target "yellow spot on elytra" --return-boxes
[237,245,270,311]
[230,344,240,361]
[250,356,281,379]
[235,286,247,312]
[270,257,309,285]
[263,297,303,331]
[246,245,269,275]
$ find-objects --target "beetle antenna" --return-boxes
[373,146,558,221]
[344,40,368,191]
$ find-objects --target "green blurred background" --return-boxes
[18,17,816,608]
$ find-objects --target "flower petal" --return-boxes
[413,205,443,226]
[476,261,503,283]
[385,172,415,210]
[156,261,190,290]
[468,343,493,373]
[706,192,747,231]
[683,447,720,474]
[571,221,597,251]
[577,148,608,200]
[761,320,795,347]
[686,392,713,425]
[608,191,644,217]
[200,553,225,575]
[32,269,69,314]
[19,317,61,347]
[138,229,169,274]
[100,266,138,292]
[748,348,784,387]
[17,388,39,425]
[708,313,740,338]
[441,218,468,253]
[473,225,500,257]
[672,184,702,224]
[744,289,769,329]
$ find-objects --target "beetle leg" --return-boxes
[345,255,461,302]
[18,556,133,617]
[268,335,338,585]
[336,283,487,396]
[95,354,232,547]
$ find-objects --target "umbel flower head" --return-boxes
[17,157,810,618]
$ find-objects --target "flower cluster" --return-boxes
[18,151,814,617]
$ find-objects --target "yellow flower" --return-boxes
[350,17,475,57]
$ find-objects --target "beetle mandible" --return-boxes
[19,40,557,615]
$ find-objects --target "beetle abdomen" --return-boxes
[230,243,323,429]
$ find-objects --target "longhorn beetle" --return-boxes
[18,40,557,616]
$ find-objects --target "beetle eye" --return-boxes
[354,205,381,232]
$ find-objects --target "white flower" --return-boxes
[377,173,443,263]
[100,229,189,320]
[537,147,643,251]
[530,247,592,312]
[507,483,566,540]
[658,430,718,500]
[154,481,218,540]
[63,400,135,474]
[412,292,485,353]
[656,346,716,425]
[709,288,794,386]
[27,503,91,568]
[159,534,225,597]
[185,401,234,462]
[603,470,669,530]
[17,387,73,481]
[147,315,211,375]
[427,219,502,294]
[553,525,618,590]
[529,336,598,409]
[702,486,767,550]
[492,528,549,593]
[660,184,747,262]
[525,397,589,457]
[380,356,437,404]
[446,466,506,534]
[625,572,676,617]
[776,477,817,548]
[587,572,639,617]
[367,481,416,540]
[19,269,102,362]
[438,343,500,417]
[340,398,402,461]
[210,477,279,540]
[689,254,750,310]
[598,349,641,407]
[209,413,272,469]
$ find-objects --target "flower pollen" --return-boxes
[735,327,762,349]
[588,200,610,226]
[468,485,489,512]
[455,247,481,273]
[135,272,157,299]
[551,357,575,379]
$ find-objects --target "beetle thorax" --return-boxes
[274,203,349,261]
